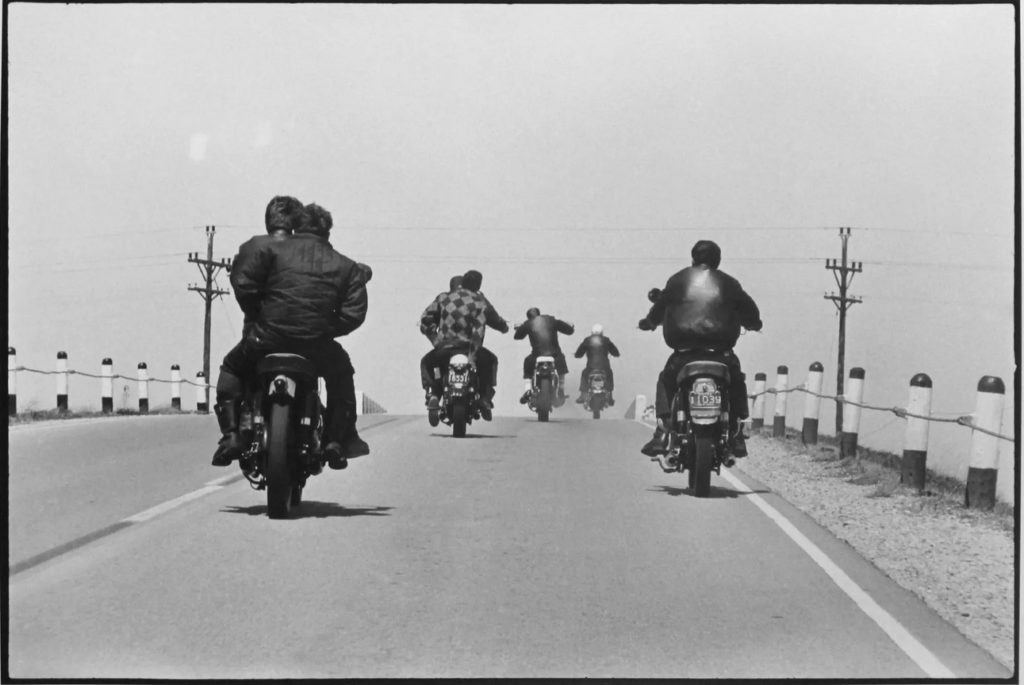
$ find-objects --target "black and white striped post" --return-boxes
[137,363,149,414]
[56,351,69,411]
[900,373,932,493]
[802,362,824,445]
[772,365,788,438]
[751,372,767,430]
[170,364,182,410]
[195,371,209,413]
[965,376,1005,510]
[101,358,114,414]
[840,367,865,458]
[8,347,17,416]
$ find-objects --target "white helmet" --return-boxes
[591,324,603,336]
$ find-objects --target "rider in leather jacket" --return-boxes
[574,324,620,406]
[638,240,762,457]
[515,308,575,405]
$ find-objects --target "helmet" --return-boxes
[591,324,603,336]
[526,307,540,320]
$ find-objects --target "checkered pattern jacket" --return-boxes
[419,287,507,351]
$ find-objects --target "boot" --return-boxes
[212,401,244,467]
[519,390,531,405]
[480,388,495,421]
[732,428,748,458]
[640,424,669,457]
[324,442,348,470]
[607,392,614,407]
[575,393,586,404]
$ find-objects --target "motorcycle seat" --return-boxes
[676,360,730,384]
[257,353,318,381]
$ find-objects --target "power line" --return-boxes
[824,226,863,438]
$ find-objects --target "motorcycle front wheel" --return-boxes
[265,402,295,519]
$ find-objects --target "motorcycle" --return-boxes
[429,349,483,438]
[583,369,608,419]
[237,352,327,518]
[527,355,560,422]
[643,287,737,498]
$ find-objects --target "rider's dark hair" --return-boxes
[526,307,540,319]
[304,203,333,237]
[462,270,483,292]
[449,275,463,291]
[691,240,722,269]
[265,195,304,234]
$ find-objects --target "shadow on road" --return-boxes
[220,502,393,518]
[429,433,516,439]
[649,484,771,499]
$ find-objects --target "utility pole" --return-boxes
[824,226,863,434]
[187,226,232,394]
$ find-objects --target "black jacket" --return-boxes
[574,334,620,369]
[231,232,368,346]
[514,315,574,356]
[643,264,760,350]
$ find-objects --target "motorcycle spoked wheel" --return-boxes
[265,402,296,519]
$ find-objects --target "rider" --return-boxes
[574,324,620,406]
[212,200,370,471]
[638,239,762,458]
[419,269,509,421]
[418,274,463,406]
[515,308,575,406]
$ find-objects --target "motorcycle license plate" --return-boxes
[689,380,721,408]
[449,372,468,384]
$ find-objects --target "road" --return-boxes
[7,413,1011,679]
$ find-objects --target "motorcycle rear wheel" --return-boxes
[451,400,467,438]
[266,402,294,519]
[590,394,603,419]
[537,378,552,422]
[692,434,714,498]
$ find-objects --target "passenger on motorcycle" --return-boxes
[574,324,620,406]
[418,274,463,405]
[515,308,575,405]
[212,199,371,471]
[638,240,762,458]
[418,269,509,421]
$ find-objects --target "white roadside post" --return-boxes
[170,364,182,410]
[195,371,209,413]
[772,365,788,438]
[355,389,365,416]
[8,347,17,416]
[965,376,1005,510]
[900,373,932,492]
[101,357,114,414]
[56,351,69,411]
[840,367,865,458]
[137,363,149,414]
[802,362,824,445]
[751,372,766,431]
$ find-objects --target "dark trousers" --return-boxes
[217,335,356,444]
[523,351,569,378]
[422,345,498,402]
[579,365,614,392]
[654,349,748,422]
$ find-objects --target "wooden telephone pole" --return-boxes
[824,226,863,433]
[187,226,232,401]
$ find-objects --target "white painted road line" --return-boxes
[719,468,956,678]
[123,485,225,523]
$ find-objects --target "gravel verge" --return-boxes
[735,431,1016,671]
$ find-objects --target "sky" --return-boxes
[6,4,1017,500]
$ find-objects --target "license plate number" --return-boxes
[690,391,721,407]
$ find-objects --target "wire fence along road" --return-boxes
[12,365,212,388]
[748,384,1014,443]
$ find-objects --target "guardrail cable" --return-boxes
[750,383,1014,443]
[12,365,212,388]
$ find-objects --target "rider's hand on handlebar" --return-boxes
[638,318,656,331]
[748,319,763,332]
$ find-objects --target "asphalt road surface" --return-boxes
[8,413,1011,679]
